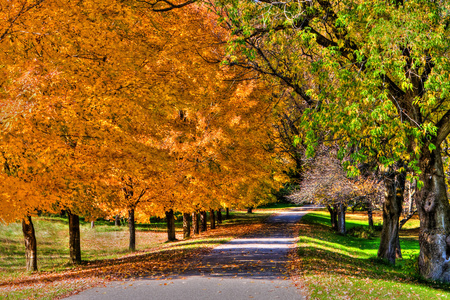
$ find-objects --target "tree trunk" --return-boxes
[368,207,374,229]
[183,212,191,239]
[128,208,136,251]
[210,209,216,229]
[166,209,176,241]
[337,203,346,234]
[377,171,405,264]
[22,216,37,272]
[226,208,230,219]
[416,146,450,281]
[396,235,402,259]
[408,179,416,214]
[90,221,95,229]
[327,204,338,231]
[247,206,253,214]
[200,210,207,232]
[192,212,199,235]
[217,209,223,224]
[115,214,120,226]
[67,211,81,264]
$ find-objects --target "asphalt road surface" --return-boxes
[66,206,315,300]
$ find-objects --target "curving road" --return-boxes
[65,206,315,300]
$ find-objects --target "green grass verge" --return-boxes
[296,211,450,299]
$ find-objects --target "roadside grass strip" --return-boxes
[291,211,450,299]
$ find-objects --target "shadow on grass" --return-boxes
[0,238,22,245]
[0,215,269,287]
[0,245,208,287]
[303,211,375,231]
[298,213,450,293]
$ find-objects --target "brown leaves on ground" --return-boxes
[0,221,265,299]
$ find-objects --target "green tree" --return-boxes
[218,0,450,281]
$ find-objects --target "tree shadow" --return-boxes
[297,215,450,293]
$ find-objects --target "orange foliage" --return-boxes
[0,1,287,225]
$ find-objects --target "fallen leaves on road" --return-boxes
[1,221,266,299]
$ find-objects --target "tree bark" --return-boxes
[327,204,338,231]
[247,206,253,213]
[67,211,81,264]
[115,214,120,226]
[368,207,374,229]
[396,235,402,259]
[128,208,136,251]
[90,221,95,229]
[210,209,216,229]
[407,179,416,214]
[226,208,230,219]
[217,209,223,224]
[200,210,207,232]
[192,212,199,235]
[22,216,37,272]
[166,209,176,241]
[337,203,346,234]
[183,212,191,239]
[416,146,450,281]
[377,170,405,264]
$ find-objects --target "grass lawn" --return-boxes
[0,210,271,299]
[291,210,450,299]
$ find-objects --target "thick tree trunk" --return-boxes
[128,208,136,251]
[166,209,176,241]
[90,221,95,229]
[337,203,346,234]
[327,204,338,231]
[67,211,81,264]
[378,171,405,264]
[247,206,253,214]
[192,212,199,235]
[22,216,37,272]
[368,207,374,229]
[115,215,120,226]
[217,209,223,224]
[200,210,207,232]
[226,208,230,219]
[183,212,191,239]
[416,147,450,281]
[210,209,216,229]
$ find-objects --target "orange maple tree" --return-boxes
[0,1,286,271]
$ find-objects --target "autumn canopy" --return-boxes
[3,0,450,284]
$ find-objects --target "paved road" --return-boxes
[66,206,314,300]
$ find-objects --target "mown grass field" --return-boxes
[0,210,271,299]
[292,210,450,299]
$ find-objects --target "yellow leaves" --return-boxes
[0,1,286,224]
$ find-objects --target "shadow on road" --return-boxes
[156,206,316,281]
[65,206,316,300]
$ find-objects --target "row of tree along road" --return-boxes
[3,0,450,284]
[0,1,284,272]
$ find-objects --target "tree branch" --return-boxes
[137,0,196,12]
[435,109,450,146]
